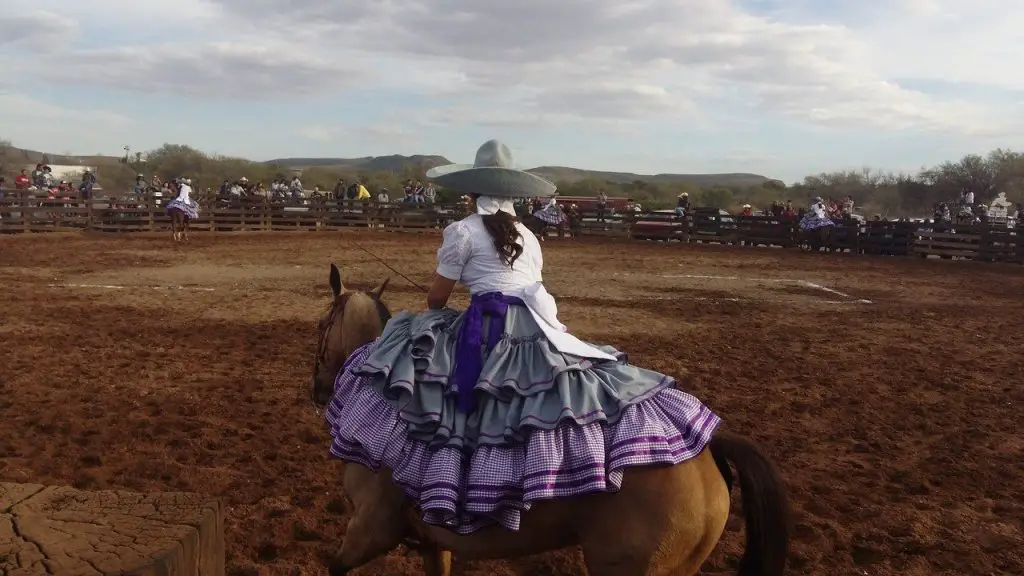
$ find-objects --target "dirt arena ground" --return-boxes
[1,230,1022,576]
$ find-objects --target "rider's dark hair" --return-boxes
[471,194,523,267]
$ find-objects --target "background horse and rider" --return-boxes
[518,201,582,239]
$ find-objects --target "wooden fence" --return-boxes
[0,194,1020,263]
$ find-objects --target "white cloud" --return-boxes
[33,41,363,99]
[1,0,1022,169]
[0,10,78,50]
[192,0,1015,133]
[0,93,129,125]
[0,93,132,154]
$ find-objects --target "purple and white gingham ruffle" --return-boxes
[166,198,200,219]
[325,343,721,534]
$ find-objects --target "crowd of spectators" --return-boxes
[202,176,439,206]
[0,163,97,200]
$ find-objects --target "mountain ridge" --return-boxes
[0,144,771,188]
[267,156,771,188]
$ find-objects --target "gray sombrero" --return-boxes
[426,139,556,198]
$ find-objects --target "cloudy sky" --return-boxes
[1,0,1021,181]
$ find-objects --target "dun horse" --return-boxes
[312,264,791,576]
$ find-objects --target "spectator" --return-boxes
[133,174,148,195]
[843,195,855,216]
[596,191,608,222]
[674,192,689,217]
[289,175,304,197]
[377,188,390,203]
[79,169,96,199]
[423,181,436,203]
[355,181,370,200]
[230,179,246,197]
[411,180,425,203]
[14,169,30,189]
[30,163,44,186]
[40,166,56,188]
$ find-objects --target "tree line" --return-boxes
[4,141,1023,216]
[555,149,1024,216]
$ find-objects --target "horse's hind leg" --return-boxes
[328,464,408,575]
[420,547,452,576]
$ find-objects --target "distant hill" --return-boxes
[268,156,770,187]
[265,155,452,173]
[0,145,110,167]
[2,144,771,189]
[526,166,770,188]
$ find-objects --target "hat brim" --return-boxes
[426,165,556,198]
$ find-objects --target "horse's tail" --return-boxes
[709,432,790,576]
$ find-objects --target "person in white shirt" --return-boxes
[325,139,721,536]
[959,189,976,221]
[289,176,304,199]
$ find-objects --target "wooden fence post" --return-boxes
[21,191,30,233]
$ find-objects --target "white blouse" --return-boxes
[435,214,543,295]
[177,184,193,204]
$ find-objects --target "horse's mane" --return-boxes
[339,291,388,358]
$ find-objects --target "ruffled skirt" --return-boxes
[166,199,199,219]
[799,211,834,230]
[325,305,720,533]
[533,206,566,225]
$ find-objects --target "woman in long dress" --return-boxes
[326,139,719,534]
[532,193,566,226]
[165,177,200,241]
[798,196,834,231]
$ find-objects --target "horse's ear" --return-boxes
[369,278,389,300]
[329,263,343,297]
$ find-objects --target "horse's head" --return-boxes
[311,263,390,407]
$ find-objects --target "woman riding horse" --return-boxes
[165,177,199,242]
[798,196,835,251]
[530,193,567,240]
[316,139,789,575]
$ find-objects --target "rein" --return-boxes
[352,243,429,293]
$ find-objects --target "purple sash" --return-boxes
[452,292,525,413]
